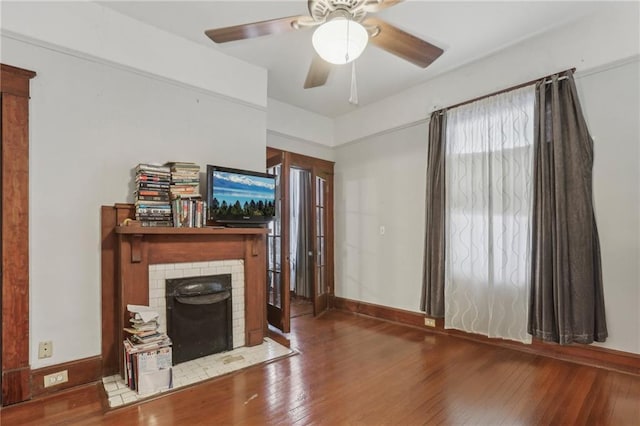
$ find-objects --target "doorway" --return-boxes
[289,168,313,318]
[266,148,334,333]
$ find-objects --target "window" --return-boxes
[444,85,535,343]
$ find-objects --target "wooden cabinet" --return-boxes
[1,64,36,406]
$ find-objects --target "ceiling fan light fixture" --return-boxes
[312,18,368,65]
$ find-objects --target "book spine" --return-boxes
[136,175,171,183]
[136,164,171,174]
[137,190,169,196]
[136,208,172,215]
[137,182,171,190]
[136,195,170,202]
[140,221,173,227]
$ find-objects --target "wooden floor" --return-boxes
[290,296,313,318]
[2,310,639,425]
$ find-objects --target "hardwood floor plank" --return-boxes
[1,310,638,425]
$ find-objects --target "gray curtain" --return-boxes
[290,169,312,298]
[420,110,447,317]
[528,71,608,344]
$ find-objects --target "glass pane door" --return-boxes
[267,163,281,307]
[313,174,329,314]
[266,155,290,332]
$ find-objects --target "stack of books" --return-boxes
[135,164,172,227]
[166,162,201,200]
[165,162,206,228]
[123,305,173,394]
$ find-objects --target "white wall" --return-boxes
[267,98,334,147]
[1,1,267,108]
[267,131,336,162]
[265,98,336,163]
[334,123,427,310]
[1,23,268,368]
[334,4,640,354]
[578,60,640,353]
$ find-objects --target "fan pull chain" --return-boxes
[349,61,358,105]
[345,19,351,63]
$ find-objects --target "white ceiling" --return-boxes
[98,1,607,117]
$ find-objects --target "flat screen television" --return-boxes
[206,165,276,226]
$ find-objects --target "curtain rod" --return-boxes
[436,67,576,114]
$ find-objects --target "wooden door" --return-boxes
[285,154,334,317]
[312,168,332,315]
[266,153,291,332]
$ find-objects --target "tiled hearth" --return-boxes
[149,260,245,348]
[103,338,293,408]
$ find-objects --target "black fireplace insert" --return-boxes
[165,274,233,365]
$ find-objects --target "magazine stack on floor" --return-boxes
[123,304,173,395]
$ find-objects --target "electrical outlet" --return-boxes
[38,341,53,359]
[43,370,68,388]
[424,318,436,327]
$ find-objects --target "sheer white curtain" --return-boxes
[290,168,312,298]
[444,85,535,343]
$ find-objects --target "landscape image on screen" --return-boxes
[211,170,276,219]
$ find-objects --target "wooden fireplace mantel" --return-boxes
[101,204,268,377]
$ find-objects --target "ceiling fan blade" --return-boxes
[364,17,443,68]
[363,0,404,13]
[304,53,331,89]
[205,15,307,43]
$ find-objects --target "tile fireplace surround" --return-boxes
[149,260,246,348]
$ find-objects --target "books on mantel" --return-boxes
[172,198,207,228]
[123,305,173,394]
[165,162,206,228]
[165,162,201,200]
[134,164,172,227]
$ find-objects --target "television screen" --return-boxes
[207,165,276,225]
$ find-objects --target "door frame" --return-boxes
[266,147,335,319]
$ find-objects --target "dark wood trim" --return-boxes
[268,147,335,301]
[116,226,270,235]
[324,166,335,299]
[266,146,282,163]
[333,296,640,376]
[101,204,135,377]
[333,297,425,328]
[267,146,335,171]
[266,326,291,348]
[266,147,335,329]
[30,356,102,398]
[1,64,35,406]
[0,65,36,97]
[1,368,30,405]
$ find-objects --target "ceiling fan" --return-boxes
[204,0,444,89]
